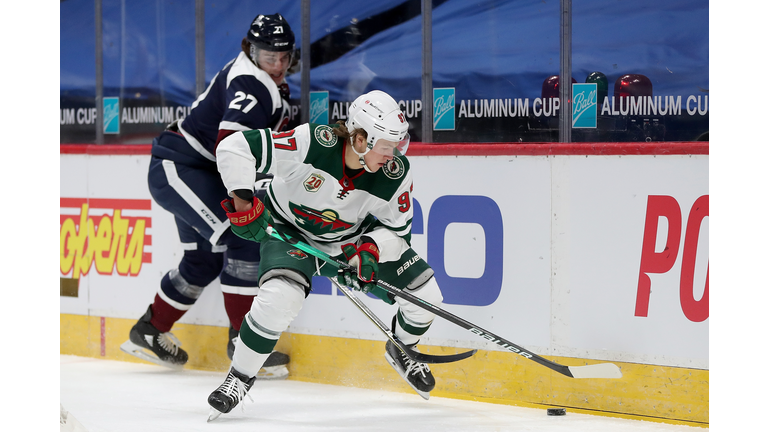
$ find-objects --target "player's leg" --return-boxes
[378,248,443,399]
[122,219,224,368]
[219,231,290,379]
[121,156,228,368]
[209,230,315,415]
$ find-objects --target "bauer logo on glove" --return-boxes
[229,200,264,225]
[221,197,272,243]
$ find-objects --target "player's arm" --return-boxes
[366,177,415,263]
[230,190,254,212]
[216,130,261,200]
[216,130,273,241]
[217,124,308,201]
[215,129,241,147]
[215,76,275,148]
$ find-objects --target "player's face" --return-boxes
[362,151,389,173]
[258,51,292,85]
[362,139,398,172]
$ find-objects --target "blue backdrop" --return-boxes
[60,0,708,142]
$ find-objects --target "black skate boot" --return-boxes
[259,351,290,379]
[384,339,436,400]
[119,306,188,369]
[227,325,290,380]
[227,325,238,360]
[207,367,256,421]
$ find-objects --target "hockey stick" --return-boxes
[328,276,476,364]
[266,227,622,379]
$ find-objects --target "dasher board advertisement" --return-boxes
[60,150,707,369]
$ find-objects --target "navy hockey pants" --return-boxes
[147,153,262,328]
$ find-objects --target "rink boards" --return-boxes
[59,143,708,427]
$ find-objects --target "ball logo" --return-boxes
[572,83,598,128]
[103,97,120,134]
[309,91,329,124]
[433,88,455,131]
[383,156,405,180]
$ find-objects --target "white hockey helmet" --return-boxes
[346,90,410,167]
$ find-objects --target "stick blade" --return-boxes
[405,347,477,364]
[568,362,622,379]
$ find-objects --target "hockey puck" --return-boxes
[547,408,566,416]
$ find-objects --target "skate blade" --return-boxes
[255,365,289,380]
[119,340,184,371]
[60,404,88,432]
[384,351,430,400]
[207,408,223,422]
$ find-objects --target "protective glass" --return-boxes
[371,133,410,157]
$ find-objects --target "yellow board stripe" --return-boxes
[60,314,708,427]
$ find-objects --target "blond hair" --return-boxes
[332,120,367,143]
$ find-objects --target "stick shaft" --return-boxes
[329,277,475,364]
[265,227,620,379]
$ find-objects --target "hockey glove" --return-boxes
[337,242,380,293]
[221,197,272,243]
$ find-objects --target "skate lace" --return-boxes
[219,373,254,409]
[157,332,181,355]
[401,349,431,378]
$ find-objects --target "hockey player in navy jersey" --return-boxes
[206,90,446,420]
[120,13,295,379]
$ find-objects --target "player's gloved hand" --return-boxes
[221,197,272,242]
[337,242,380,293]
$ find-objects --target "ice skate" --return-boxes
[207,367,256,421]
[227,325,238,360]
[258,351,290,379]
[227,325,290,380]
[384,339,435,400]
[119,306,188,369]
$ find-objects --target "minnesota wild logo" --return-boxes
[287,249,308,260]
[289,202,353,235]
[383,156,405,180]
[314,125,338,147]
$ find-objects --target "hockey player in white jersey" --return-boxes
[207,89,446,420]
[120,13,295,378]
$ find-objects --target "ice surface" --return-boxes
[60,355,705,432]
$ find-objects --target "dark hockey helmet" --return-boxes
[246,13,295,52]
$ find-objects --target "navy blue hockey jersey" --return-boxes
[152,51,290,166]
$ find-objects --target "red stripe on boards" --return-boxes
[61,142,708,157]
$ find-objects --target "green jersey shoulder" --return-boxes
[304,123,411,202]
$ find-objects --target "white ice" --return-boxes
[60,355,705,432]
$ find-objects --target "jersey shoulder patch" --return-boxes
[302,124,344,174]
[354,155,411,201]
[313,124,339,148]
[382,156,407,180]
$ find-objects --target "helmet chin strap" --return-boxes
[350,140,376,173]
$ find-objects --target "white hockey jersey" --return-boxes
[216,123,414,257]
